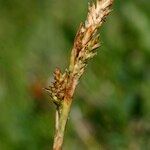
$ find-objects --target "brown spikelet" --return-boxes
[69,0,113,79]
[45,68,69,105]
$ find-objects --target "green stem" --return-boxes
[53,101,72,150]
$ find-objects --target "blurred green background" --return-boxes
[0,0,150,149]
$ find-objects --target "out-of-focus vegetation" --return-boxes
[0,0,150,149]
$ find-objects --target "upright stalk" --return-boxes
[53,101,71,150]
[45,0,114,149]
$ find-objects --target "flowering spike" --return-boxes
[45,1,114,148]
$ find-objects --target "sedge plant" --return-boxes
[45,0,114,149]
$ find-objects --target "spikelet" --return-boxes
[45,68,69,105]
[70,0,113,78]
